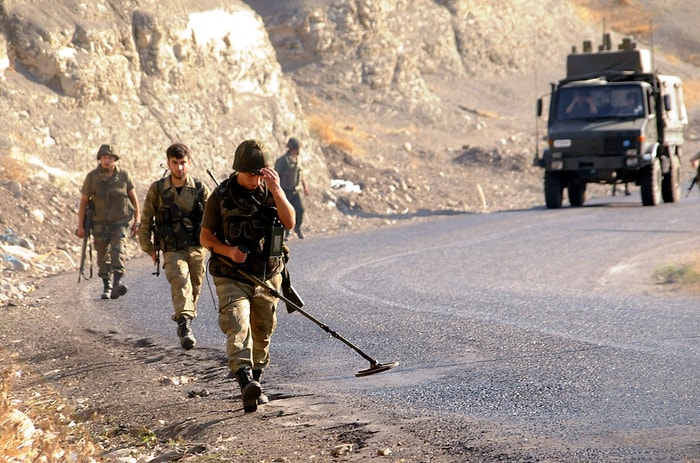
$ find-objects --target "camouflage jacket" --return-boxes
[138,175,210,253]
[81,165,135,225]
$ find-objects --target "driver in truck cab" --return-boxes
[565,89,598,117]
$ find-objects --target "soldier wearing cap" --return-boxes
[275,137,309,239]
[200,139,295,413]
[77,144,141,299]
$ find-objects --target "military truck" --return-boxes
[533,36,688,208]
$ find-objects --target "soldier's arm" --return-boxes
[128,187,141,237]
[137,184,157,254]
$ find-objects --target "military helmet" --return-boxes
[96,143,120,161]
[232,139,272,173]
[286,137,301,151]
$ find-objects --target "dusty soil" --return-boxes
[1,275,546,463]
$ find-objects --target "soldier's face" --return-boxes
[237,171,263,190]
[99,155,117,169]
[168,156,190,179]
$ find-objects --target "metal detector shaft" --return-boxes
[236,268,382,366]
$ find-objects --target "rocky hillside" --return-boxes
[1,0,699,302]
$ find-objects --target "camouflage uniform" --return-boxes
[275,138,306,239]
[81,164,136,286]
[138,175,210,330]
[203,173,285,374]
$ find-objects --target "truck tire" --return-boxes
[544,171,564,209]
[640,157,662,206]
[568,182,587,207]
[661,153,681,203]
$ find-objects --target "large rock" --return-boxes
[0,0,326,189]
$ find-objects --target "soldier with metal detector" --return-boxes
[138,143,210,350]
[199,139,295,413]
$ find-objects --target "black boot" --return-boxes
[253,369,268,405]
[176,316,196,350]
[235,366,261,413]
[101,278,112,300]
[110,273,128,299]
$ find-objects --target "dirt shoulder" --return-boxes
[0,278,494,463]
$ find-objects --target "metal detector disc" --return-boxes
[355,361,399,377]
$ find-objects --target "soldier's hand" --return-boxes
[231,245,249,263]
[260,167,281,190]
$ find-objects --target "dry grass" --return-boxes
[653,255,700,292]
[681,78,700,108]
[572,0,654,40]
[308,115,355,153]
[0,363,100,462]
[0,155,28,183]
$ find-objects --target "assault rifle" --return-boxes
[151,166,169,276]
[78,200,94,283]
[152,222,161,276]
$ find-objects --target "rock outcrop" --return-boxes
[0,0,322,185]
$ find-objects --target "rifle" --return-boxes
[78,200,94,283]
[152,222,161,276]
[206,168,220,186]
[150,166,170,276]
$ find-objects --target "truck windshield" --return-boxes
[556,86,644,120]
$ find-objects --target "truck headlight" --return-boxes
[550,160,564,170]
[625,157,639,167]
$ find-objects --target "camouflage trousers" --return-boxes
[92,222,128,280]
[213,273,282,373]
[164,246,207,321]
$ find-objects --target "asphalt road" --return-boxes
[78,193,699,461]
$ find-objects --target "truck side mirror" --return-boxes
[663,94,672,112]
[536,98,543,117]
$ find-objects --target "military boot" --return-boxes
[101,278,112,300]
[110,273,128,299]
[235,366,261,413]
[176,316,196,350]
[253,369,269,405]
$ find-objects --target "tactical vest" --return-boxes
[154,178,206,252]
[276,153,302,192]
[86,166,134,224]
[208,175,285,280]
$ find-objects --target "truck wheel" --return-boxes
[568,183,587,207]
[544,172,564,209]
[640,158,662,206]
[661,153,681,203]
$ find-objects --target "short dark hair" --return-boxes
[166,143,191,160]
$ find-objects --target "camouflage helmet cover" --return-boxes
[232,139,272,173]
[96,143,120,161]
